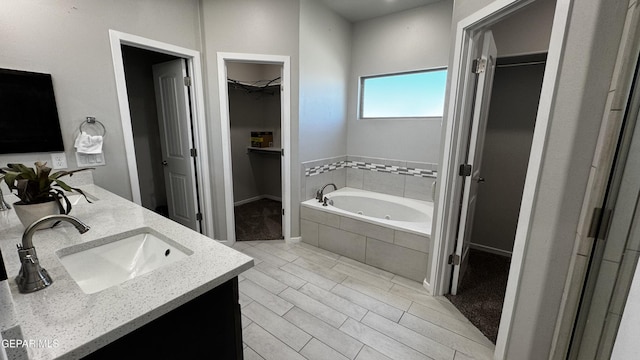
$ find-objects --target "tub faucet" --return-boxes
[316,183,337,203]
[16,215,90,293]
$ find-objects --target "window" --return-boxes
[359,68,447,119]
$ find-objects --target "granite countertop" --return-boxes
[0,184,253,360]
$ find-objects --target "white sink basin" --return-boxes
[57,228,193,294]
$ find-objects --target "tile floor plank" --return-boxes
[279,287,348,328]
[408,302,491,345]
[362,312,455,360]
[390,283,469,322]
[256,242,300,262]
[337,256,395,280]
[281,263,338,291]
[399,313,494,360]
[299,283,368,321]
[297,242,342,260]
[354,346,393,360]
[243,323,306,360]
[244,346,266,360]
[242,314,253,329]
[287,245,340,268]
[300,338,350,360]
[332,263,394,291]
[339,318,433,360]
[242,268,289,294]
[243,302,312,352]
[284,307,364,360]
[239,279,294,316]
[241,246,289,267]
[341,276,412,311]
[293,257,348,283]
[255,262,307,289]
[331,284,404,322]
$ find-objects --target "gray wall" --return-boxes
[200,0,300,239]
[227,63,282,203]
[490,0,556,57]
[122,46,177,213]
[469,60,546,254]
[0,0,203,200]
[346,0,453,163]
[299,0,351,163]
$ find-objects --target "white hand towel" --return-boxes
[74,131,104,154]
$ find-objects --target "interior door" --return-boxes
[152,59,199,231]
[451,31,498,295]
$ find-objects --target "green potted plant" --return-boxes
[1,161,92,228]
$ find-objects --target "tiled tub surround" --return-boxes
[301,155,437,203]
[301,188,432,282]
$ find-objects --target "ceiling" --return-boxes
[320,0,443,23]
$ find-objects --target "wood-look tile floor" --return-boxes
[233,240,495,360]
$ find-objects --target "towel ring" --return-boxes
[79,116,106,137]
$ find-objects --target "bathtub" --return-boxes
[300,187,432,282]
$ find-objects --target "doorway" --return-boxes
[217,52,292,245]
[109,30,214,236]
[227,62,283,241]
[431,0,570,357]
[445,53,547,343]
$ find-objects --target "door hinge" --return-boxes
[190,148,197,157]
[588,207,613,240]
[184,76,192,87]
[196,212,203,221]
[472,58,487,74]
[281,148,284,156]
[459,164,472,177]
[448,254,461,266]
[282,208,285,216]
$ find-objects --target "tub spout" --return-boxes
[316,183,337,202]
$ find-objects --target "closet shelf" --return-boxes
[247,146,282,155]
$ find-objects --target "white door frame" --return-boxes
[430,0,572,358]
[108,30,215,237]
[217,52,292,245]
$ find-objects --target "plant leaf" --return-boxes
[50,167,94,180]
[8,164,36,180]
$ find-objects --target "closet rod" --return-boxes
[496,60,547,68]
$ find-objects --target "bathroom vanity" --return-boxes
[0,184,253,359]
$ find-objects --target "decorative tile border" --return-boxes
[305,160,347,176]
[305,160,436,178]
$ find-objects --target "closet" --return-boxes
[227,63,282,241]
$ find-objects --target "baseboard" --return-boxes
[288,236,301,244]
[234,194,282,206]
[470,243,512,257]
[263,194,283,202]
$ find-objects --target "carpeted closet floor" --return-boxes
[234,198,283,241]
[445,249,511,343]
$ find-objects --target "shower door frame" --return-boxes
[431,0,572,358]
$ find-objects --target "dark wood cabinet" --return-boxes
[84,277,243,359]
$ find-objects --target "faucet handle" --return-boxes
[23,254,36,264]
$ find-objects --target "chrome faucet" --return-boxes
[316,183,337,203]
[16,215,90,293]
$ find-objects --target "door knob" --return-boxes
[162,160,168,166]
